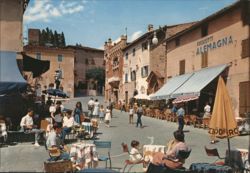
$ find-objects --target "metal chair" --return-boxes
[94,140,112,169]
[204,146,225,165]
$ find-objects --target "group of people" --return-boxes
[87,98,112,127]
[128,130,190,170]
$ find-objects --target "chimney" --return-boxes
[108,38,112,46]
[147,24,154,32]
[120,35,127,41]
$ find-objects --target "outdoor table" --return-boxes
[82,122,94,138]
[143,144,166,162]
[70,142,98,169]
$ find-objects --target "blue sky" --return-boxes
[24,0,236,49]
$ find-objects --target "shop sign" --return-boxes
[196,35,233,55]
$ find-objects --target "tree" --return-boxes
[61,32,66,46]
[54,31,59,47]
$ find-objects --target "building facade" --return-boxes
[104,36,127,102]
[67,45,104,96]
[164,1,250,117]
[23,45,75,97]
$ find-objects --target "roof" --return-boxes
[24,45,75,52]
[66,45,104,52]
[164,0,242,43]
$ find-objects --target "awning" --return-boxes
[134,93,150,100]
[150,73,193,100]
[150,64,228,100]
[0,51,27,95]
[22,53,50,78]
[172,94,199,104]
[171,64,228,98]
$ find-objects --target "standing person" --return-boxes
[92,99,100,118]
[73,102,82,125]
[108,99,113,118]
[87,98,95,118]
[171,104,177,115]
[121,100,126,112]
[99,105,105,123]
[129,105,134,124]
[20,108,43,147]
[136,104,143,128]
[105,106,111,127]
[176,104,185,132]
[203,102,211,118]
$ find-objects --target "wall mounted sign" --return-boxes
[196,35,233,55]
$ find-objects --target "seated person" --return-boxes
[129,140,143,162]
[20,108,44,147]
[61,110,74,143]
[46,123,70,161]
[152,130,190,169]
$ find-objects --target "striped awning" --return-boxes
[172,95,199,104]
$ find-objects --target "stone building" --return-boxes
[121,23,195,103]
[23,45,75,97]
[66,45,104,96]
[104,36,127,102]
[153,0,250,117]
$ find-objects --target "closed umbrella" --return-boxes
[208,76,239,163]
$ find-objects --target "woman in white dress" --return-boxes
[92,99,100,118]
[105,106,111,127]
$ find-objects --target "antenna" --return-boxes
[125,27,127,36]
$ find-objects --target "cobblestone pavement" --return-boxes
[0,96,248,172]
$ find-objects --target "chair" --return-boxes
[204,146,225,165]
[44,160,73,173]
[94,141,112,169]
[121,143,147,173]
[177,149,192,160]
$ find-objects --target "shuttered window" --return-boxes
[179,60,185,75]
[201,52,208,68]
[239,81,250,116]
[241,39,250,59]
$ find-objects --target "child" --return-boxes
[105,106,111,127]
[99,105,105,123]
[130,140,143,162]
[129,105,134,124]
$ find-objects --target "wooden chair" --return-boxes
[94,141,112,169]
[184,115,191,125]
[204,146,225,165]
[202,117,211,129]
[44,160,73,173]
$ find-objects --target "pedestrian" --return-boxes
[121,100,126,112]
[20,108,43,147]
[171,104,177,115]
[176,104,185,132]
[136,104,143,128]
[87,98,95,118]
[129,105,134,124]
[105,106,111,127]
[108,99,113,118]
[99,105,105,123]
[73,102,82,125]
[92,99,100,118]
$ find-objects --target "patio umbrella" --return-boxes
[42,89,69,98]
[208,76,239,162]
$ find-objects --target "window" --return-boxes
[125,73,128,83]
[201,52,208,68]
[58,55,63,62]
[141,66,149,77]
[91,59,95,65]
[125,52,128,60]
[179,60,185,75]
[201,24,208,37]
[175,38,180,47]
[131,70,136,81]
[142,42,148,51]
[241,39,250,59]
[239,81,250,115]
[36,53,41,60]
[132,48,136,56]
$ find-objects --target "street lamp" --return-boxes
[152,31,158,45]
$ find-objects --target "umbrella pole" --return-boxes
[227,138,231,166]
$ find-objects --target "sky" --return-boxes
[24,0,236,50]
